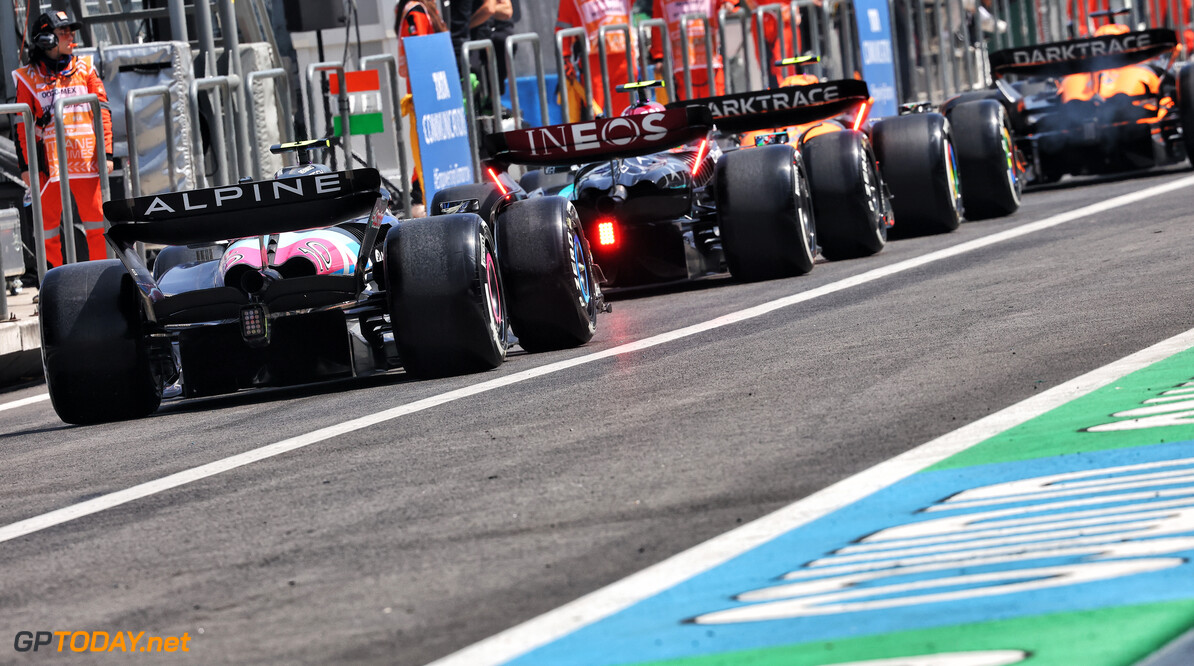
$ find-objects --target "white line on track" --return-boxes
[2,175,1192,568]
[434,327,1194,665]
[0,393,49,412]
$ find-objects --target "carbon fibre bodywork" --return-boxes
[100,168,404,398]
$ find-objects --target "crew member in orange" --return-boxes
[652,0,738,100]
[556,0,633,119]
[13,10,113,267]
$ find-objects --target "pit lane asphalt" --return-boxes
[2,166,1193,664]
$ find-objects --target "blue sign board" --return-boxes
[403,32,475,204]
[852,0,899,118]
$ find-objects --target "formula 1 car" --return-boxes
[484,99,818,287]
[949,24,1194,184]
[39,139,598,424]
[485,81,895,289]
[696,58,1019,227]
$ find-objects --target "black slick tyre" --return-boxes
[714,143,816,281]
[429,183,506,220]
[803,130,888,261]
[1177,63,1194,165]
[40,259,162,424]
[384,213,507,378]
[871,113,962,236]
[949,99,1022,220]
[496,196,597,352]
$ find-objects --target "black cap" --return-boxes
[32,10,83,36]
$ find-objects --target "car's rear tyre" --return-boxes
[41,260,162,424]
[715,144,816,281]
[496,196,597,352]
[429,183,506,221]
[1177,63,1194,165]
[949,99,1022,220]
[385,213,507,378]
[871,113,962,236]
[803,130,888,261]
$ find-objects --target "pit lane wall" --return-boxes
[497,343,1194,665]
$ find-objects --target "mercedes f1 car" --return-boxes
[949,24,1194,184]
[484,81,900,289]
[40,139,599,424]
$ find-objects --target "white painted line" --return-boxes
[2,173,1191,577]
[0,393,50,412]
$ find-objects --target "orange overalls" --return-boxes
[652,0,731,100]
[556,0,633,119]
[13,54,112,267]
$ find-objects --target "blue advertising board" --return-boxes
[852,0,899,118]
[403,32,474,204]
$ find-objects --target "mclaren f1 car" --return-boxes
[697,56,1021,226]
[39,139,599,425]
[948,22,1194,184]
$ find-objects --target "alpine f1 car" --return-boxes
[948,24,1194,184]
[39,139,598,425]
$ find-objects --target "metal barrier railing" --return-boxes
[0,104,43,301]
[361,53,413,218]
[717,8,752,93]
[54,94,112,263]
[638,19,675,96]
[679,14,716,99]
[555,27,595,122]
[189,75,241,187]
[304,62,351,169]
[505,33,550,129]
[245,68,294,180]
[598,23,637,116]
[124,85,178,198]
[461,39,502,182]
[790,0,828,79]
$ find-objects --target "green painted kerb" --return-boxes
[929,346,1194,471]
[632,599,1194,666]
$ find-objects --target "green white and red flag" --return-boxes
[328,70,384,136]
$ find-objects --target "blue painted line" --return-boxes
[509,441,1194,665]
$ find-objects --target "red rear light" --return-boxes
[853,101,871,131]
[692,138,709,175]
[487,167,508,195]
[597,220,617,246]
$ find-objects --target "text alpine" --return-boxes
[141,174,345,215]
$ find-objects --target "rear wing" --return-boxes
[483,106,713,166]
[104,169,382,246]
[989,29,1177,77]
[671,79,870,134]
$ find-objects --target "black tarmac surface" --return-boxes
[2,166,1193,664]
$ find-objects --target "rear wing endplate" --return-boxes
[671,80,870,134]
[104,169,382,246]
[989,29,1177,77]
[483,106,713,166]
